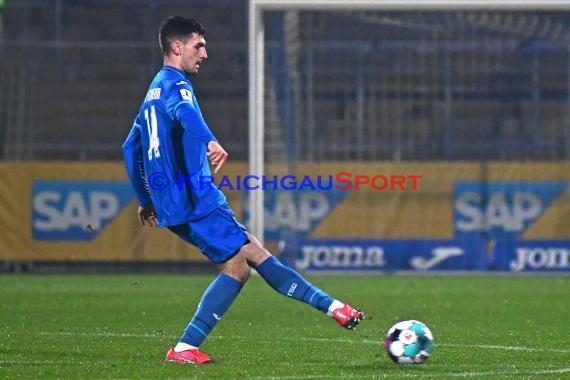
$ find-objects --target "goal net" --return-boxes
[248,1,570,269]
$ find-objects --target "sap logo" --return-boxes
[295,244,385,271]
[410,247,464,270]
[32,181,134,241]
[266,192,329,233]
[510,247,570,272]
[454,181,566,239]
[244,188,349,240]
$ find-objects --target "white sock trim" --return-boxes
[327,300,345,316]
[174,342,198,352]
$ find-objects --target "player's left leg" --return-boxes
[165,254,249,364]
[242,233,365,329]
[165,205,251,364]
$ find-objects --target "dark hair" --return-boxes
[159,16,206,55]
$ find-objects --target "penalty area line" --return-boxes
[38,331,166,339]
[38,331,570,354]
[251,367,570,379]
[292,337,570,354]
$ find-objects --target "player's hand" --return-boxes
[138,203,158,227]
[207,140,228,174]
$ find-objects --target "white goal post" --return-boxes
[247,0,570,242]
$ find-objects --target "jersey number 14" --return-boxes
[144,106,161,160]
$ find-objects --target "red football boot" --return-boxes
[332,304,365,330]
[164,347,212,364]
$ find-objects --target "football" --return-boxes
[385,320,434,364]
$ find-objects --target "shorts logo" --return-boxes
[32,181,134,241]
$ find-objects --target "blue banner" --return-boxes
[491,240,570,272]
[279,239,488,272]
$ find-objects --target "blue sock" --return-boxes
[256,256,334,313]
[180,273,242,347]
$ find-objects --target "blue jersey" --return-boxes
[122,65,226,226]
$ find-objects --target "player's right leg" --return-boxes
[242,233,365,330]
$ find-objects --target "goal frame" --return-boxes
[248,0,570,241]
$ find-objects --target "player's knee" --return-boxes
[236,264,250,283]
[241,237,271,266]
[221,256,250,283]
[227,265,250,283]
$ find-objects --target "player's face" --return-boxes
[179,33,208,75]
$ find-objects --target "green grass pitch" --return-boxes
[1,274,569,379]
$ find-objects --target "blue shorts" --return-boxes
[168,203,250,264]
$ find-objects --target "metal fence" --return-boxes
[1,2,570,162]
[0,0,248,161]
[265,10,570,163]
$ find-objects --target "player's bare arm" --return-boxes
[207,140,228,174]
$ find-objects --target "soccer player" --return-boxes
[122,16,364,364]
